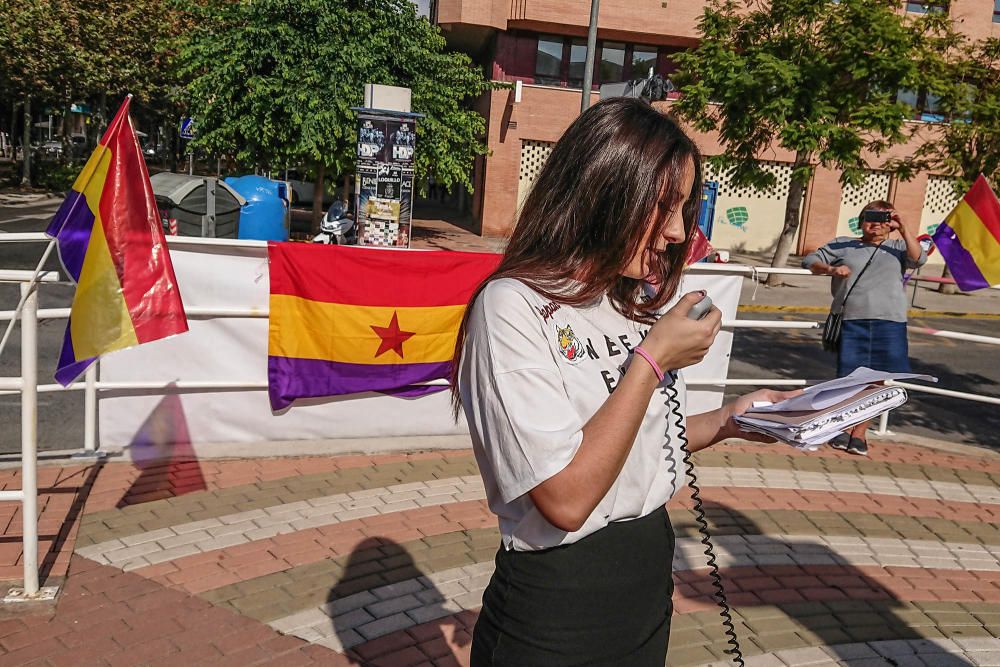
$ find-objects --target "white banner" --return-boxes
[678,269,743,407]
[99,242,742,451]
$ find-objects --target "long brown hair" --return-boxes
[451,97,703,412]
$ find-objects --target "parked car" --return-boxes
[143,144,170,162]
[280,169,336,207]
[68,135,88,160]
[34,140,62,159]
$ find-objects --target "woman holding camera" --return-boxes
[803,200,926,455]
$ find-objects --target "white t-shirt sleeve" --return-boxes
[461,281,585,504]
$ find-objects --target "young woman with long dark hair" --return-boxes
[452,97,795,666]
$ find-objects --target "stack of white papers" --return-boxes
[734,368,937,450]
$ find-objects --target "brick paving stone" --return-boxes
[6,441,1000,665]
[774,646,833,664]
[665,643,719,665]
[693,450,1000,484]
[0,555,341,666]
[79,456,478,542]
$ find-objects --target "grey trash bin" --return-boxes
[150,172,246,238]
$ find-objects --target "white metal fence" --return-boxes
[1,233,999,597]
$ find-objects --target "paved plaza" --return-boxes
[0,437,997,666]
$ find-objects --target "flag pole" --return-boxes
[0,93,137,364]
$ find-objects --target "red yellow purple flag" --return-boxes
[46,96,188,385]
[685,226,714,265]
[932,174,1000,291]
[267,243,500,409]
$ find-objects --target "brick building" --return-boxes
[436,0,1000,263]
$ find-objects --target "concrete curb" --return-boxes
[0,435,477,467]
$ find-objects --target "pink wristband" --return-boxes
[633,346,665,383]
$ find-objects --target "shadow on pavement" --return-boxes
[328,536,470,665]
[118,392,206,508]
[672,503,972,665]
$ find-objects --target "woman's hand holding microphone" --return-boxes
[639,291,722,374]
[634,290,804,448]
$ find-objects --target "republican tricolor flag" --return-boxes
[932,175,1000,291]
[46,96,188,385]
[267,244,500,410]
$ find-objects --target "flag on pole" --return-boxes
[46,96,188,385]
[685,226,714,265]
[267,243,500,410]
[932,174,1000,291]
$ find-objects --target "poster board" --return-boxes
[355,111,419,247]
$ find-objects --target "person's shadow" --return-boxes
[670,502,973,666]
[328,536,472,665]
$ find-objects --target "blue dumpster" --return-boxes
[699,180,719,241]
[696,181,720,262]
[224,175,290,242]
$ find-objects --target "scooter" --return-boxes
[312,200,356,245]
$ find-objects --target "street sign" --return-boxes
[180,117,196,140]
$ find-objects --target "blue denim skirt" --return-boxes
[837,319,911,378]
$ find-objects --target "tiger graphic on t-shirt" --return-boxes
[554,323,584,364]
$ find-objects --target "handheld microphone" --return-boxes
[686,294,713,321]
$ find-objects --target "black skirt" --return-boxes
[471,506,675,667]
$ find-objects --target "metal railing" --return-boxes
[0,270,58,598]
[2,233,999,597]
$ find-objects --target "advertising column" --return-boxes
[356,112,417,247]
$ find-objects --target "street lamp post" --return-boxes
[580,0,600,114]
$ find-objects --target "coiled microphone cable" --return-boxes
[664,371,744,667]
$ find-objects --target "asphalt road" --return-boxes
[1,199,998,454]
[726,312,1000,453]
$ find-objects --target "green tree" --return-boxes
[78,0,183,134]
[885,27,1000,294]
[0,0,185,185]
[0,0,83,185]
[176,0,494,229]
[890,37,1000,195]
[673,0,924,284]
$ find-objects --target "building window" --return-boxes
[535,35,564,86]
[632,46,658,80]
[568,39,588,88]
[524,34,676,89]
[599,42,626,84]
[994,0,1000,22]
[412,0,434,20]
[905,0,947,14]
[897,88,945,122]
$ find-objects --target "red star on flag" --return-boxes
[371,311,415,358]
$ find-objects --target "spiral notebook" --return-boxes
[735,384,907,449]
[733,368,937,450]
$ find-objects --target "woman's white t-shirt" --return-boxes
[459,278,688,552]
